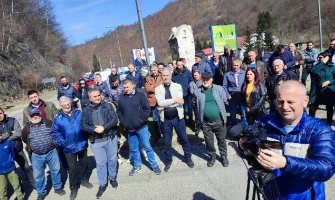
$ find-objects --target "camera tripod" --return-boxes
[245,167,281,200]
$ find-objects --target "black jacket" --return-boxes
[241,82,267,116]
[80,101,118,142]
[117,90,151,132]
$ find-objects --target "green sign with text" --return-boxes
[210,24,237,53]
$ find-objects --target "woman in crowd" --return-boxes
[241,67,267,125]
[77,78,90,109]
[309,52,335,125]
[189,70,202,135]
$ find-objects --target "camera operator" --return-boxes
[239,80,335,199]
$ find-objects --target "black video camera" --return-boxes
[239,122,282,170]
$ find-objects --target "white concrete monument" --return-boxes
[168,24,195,70]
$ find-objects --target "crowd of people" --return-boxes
[0,40,335,200]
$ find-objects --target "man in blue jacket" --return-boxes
[242,80,335,199]
[172,59,194,127]
[52,96,93,200]
[126,64,144,89]
[268,45,296,74]
[0,131,23,200]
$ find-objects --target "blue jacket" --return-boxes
[126,71,144,88]
[57,84,79,101]
[192,61,213,76]
[172,67,193,97]
[0,140,15,175]
[51,109,88,154]
[223,69,246,96]
[259,112,335,200]
[93,82,111,99]
[268,50,296,71]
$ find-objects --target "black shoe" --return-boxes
[96,185,108,199]
[207,156,216,167]
[164,162,172,172]
[37,194,46,200]
[222,156,229,167]
[70,188,78,200]
[110,178,118,188]
[153,166,161,175]
[129,167,141,176]
[81,180,93,189]
[54,189,66,196]
[186,159,194,168]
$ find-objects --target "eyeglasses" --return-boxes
[317,57,323,59]
[80,82,85,85]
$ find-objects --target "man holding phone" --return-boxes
[240,80,335,199]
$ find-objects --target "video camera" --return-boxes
[238,122,282,170]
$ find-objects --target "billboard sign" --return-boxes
[210,24,237,53]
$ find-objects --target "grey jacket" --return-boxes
[194,84,228,123]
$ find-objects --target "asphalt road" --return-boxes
[5,94,335,200]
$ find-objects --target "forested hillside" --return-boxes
[72,0,335,70]
[0,0,69,102]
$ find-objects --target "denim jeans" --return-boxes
[31,148,62,196]
[162,118,192,163]
[128,126,158,169]
[90,136,118,187]
[229,96,246,126]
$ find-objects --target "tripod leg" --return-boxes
[246,177,251,200]
[252,184,257,200]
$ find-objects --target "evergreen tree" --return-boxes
[256,11,273,51]
[244,25,254,52]
[92,54,100,73]
[195,38,203,51]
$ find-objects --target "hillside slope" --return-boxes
[72,0,334,69]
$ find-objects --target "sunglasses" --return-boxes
[80,82,85,85]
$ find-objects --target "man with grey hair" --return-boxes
[81,89,119,199]
[155,68,194,172]
[223,58,246,126]
[242,49,268,82]
[240,80,335,199]
[52,96,92,200]
[266,59,298,113]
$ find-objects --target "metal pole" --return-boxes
[115,28,124,67]
[317,0,323,50]
[135,0,150,67]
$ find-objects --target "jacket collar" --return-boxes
[264,111,307,135]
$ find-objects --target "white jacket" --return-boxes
[155,82,184,122]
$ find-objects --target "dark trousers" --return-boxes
[202,119,227,157]
[309,103,334,125]
[301,66,312,86]
[65,149,89,190]
[14,147,35,187]
[183,95,193,121]
[162,117,192,163]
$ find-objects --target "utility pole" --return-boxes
[317,0,323,50]
[135,0,150,68]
